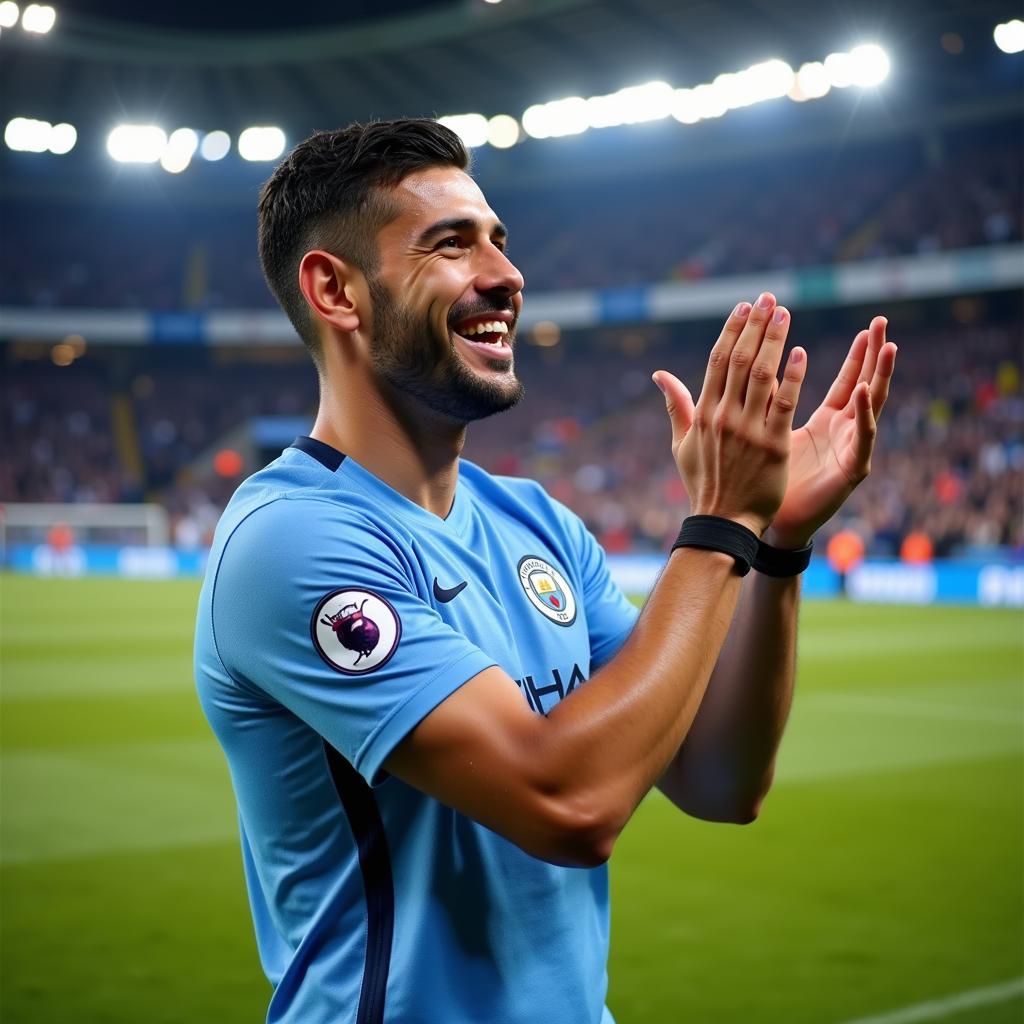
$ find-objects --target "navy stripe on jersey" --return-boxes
[291,435,346,472]
[322,741,394,1024]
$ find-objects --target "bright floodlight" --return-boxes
[823,51,856,88]
[5,117,49,152]
[849,44,890,86]
[199,130,230,161]
[586,81,673,129]
[713,60,794,109]
[48,122,76,154]
[107,125,167,163]
[791,61,830,101]
[160,127,198,173]
[994,20,1024,54]
[437,113,489,148]
[21,2,54,32]
[238,126,285,161]
[692,83,727,119]
[671,88,701,124]
[486,114,519,149]
[521,96,589,139]
[0,2,19,28]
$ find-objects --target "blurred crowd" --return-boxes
[3,318,1021,561]
[463,321,1023,559]
[1,129,1019,309]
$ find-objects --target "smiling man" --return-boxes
[194,118,895,1023]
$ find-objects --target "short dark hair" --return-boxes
[257,118,470,365]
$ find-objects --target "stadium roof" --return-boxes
[2,0,1020,134]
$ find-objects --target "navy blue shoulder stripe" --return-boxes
[322,741,394,1024]
[290,435,346,472]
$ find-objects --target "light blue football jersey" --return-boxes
[194,436,640,1024]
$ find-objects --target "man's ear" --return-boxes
[298,250,363,334]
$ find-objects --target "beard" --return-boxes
[367,276,524,423]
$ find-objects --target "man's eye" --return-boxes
[438,236,463,250]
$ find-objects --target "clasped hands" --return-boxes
[653,292,898,548]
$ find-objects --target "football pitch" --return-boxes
[1,575,1021,1023]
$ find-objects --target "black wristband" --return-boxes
[752,538,814,577]
[672,515,760,576]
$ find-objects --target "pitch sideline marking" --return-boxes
[837,977,1024,1024]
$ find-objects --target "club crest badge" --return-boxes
[517,556,577,626]
[311,589,401,675]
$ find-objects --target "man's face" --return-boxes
[366,166,525,423]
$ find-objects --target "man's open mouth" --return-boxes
[457,320,510,346]
[451,313,515,357]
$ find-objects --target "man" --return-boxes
[194,118,896,1023]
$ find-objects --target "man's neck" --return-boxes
[311,377,466,520]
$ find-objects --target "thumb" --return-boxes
[652,371,695,449]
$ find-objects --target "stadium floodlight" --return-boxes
[712,60,793,110]
[994,19,1024,54]
[47,121,75,154]
[692,83,727,119]
[848,44,890,86]
[586,81,674,129]
[437,113,489,148]
[524,43,891,143]
[486,114,519,149]
[160,127,198,173]
[745,59,794,103]
[522,96,589,139]
[107,124,167,163]
[671,88,702,124]
[5,116,49,152]
[823,51,856,88]
[0,2,19,28]
[789,61,831,101]
[199,130,230,161]
[21,2,54,32]
[238,126,285,161]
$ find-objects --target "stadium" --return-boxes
[1,1,1022,1022]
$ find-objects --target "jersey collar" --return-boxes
[290,435,471,534]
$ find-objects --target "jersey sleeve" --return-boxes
[210,496,497,785]
[548,496,640,670]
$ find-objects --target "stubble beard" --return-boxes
[368,276,524,424]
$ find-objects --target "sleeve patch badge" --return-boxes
[517,556,577,626]
[311,589,402,675]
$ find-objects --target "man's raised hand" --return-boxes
[653,292,807,537]
[766,315,897,550]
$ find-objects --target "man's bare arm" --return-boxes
[658,317,897,823]
[658,571,799,823]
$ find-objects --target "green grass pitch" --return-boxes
[2,575,1021,1023]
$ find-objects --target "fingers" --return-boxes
[858,316,887,388]
[700,299,753,403]
[766,347,806,442]
[869,332,897,421]
[742,305,791,423]
[852,380,876,470]
[721,292,778,407]
[823,331,869,411]
[652,370,695,450]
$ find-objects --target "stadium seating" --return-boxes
[3,317,1020,559]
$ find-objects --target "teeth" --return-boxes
[460,320,509,337]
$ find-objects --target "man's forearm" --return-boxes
[538,546,745,848]
[658,570,801,822]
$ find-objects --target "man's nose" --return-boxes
[475,244,525,297]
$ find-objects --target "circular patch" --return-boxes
[311,589,401,675]
[517,555,577,627]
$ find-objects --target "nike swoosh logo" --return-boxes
[433,577,468,603]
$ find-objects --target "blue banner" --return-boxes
[4,546,1023,606]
